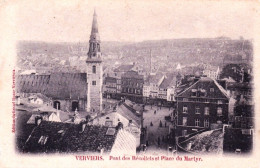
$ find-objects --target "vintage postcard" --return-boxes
[0,0,260,167]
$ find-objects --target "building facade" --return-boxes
[143,73,165,103]
[103,76,117,99]
[121,71,144,103]
[16,73,88,112]
[176,77,229,136]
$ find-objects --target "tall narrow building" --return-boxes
[86,9,103,113]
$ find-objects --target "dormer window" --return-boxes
[200,89,206,97]
[210,88,214,92]
[191,89,197,97]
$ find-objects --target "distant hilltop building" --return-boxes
[16,10,103,114]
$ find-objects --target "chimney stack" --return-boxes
[80,123,87,133]
[35,116,42,126]
[128,120,132,126]
[116,122,123,130]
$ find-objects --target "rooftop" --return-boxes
[114,64,134,72]
[159,75,175,89]
[145,73,164,84]
[16,73,87,100]
[180,129,223,154]
[23,121,118,153]
[122,71,144,80]
[177,77,229,99]
[105,76,117,83]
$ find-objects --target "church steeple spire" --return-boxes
[85,9,103,114]
[87,9,102,62]
[90,9,100,41]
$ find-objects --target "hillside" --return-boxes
[16,38,253,73]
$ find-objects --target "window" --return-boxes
[191,89,197,97]
[195,119,200,127]
[183,98,188,102]
[92,65,96,74]
[204,107,209,115]
[200,89,206,97]
[105,121,113,127]
[182,130,187,136]
[183,105,188,113]
[248,90,252,96]
[217,107,222,116]
[170,95,174,101]
[204,119,209,128]
[137,89,140,94]
[217,100,223,104]
[92,81,96,85]
[195,106,200,114]
[183,117,187,126]
[210,88,214,92]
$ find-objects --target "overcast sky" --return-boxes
[15,0,257,42]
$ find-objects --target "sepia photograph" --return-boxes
[0,0,259,167]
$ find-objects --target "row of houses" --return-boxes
[103,64,183,105]
[103,62,224,105]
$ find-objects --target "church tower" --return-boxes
[86,9,103,113]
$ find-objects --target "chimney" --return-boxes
[128,120,132,126]
[80,123,87,133]
[98,144,104,155]
[116,122,123,130]
[35,116,42,126]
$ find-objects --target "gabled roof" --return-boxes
[177,77,229,99]
[110,129,136,155]
[145,73,164,84]
[117,104,141,127]
[114,64,134,72]
[46,73,87,99]
[105,76,117,83]
[23,121,118,153]
[122,71,144,80]
[159,75,175,89]
[16,73,87,100]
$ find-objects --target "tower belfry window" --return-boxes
[92,65,96,74]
